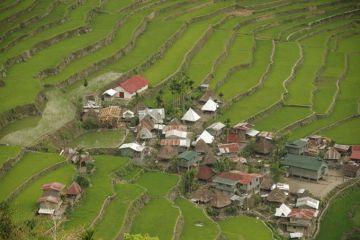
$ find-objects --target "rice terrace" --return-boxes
[0,0,359,239]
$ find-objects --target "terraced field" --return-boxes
[0,0,359,239]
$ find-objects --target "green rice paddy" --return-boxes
[71,129,125,149]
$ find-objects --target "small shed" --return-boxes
[206,122,225,136]
[343,163,360,178]
[66,182,82,201]
[260,175,274,191]
[296,196,320,210]
[195,139,210,154]
[201,98,219,112]
[196,130,214,144]
[275,203,291,217]
[286,139,307,155]
[122,110,135,120]
[350,145,360,161]
[191,185,212,203]
[203,151,217,166]
[254,131,274,155]
[211,191,231,208]
[218,143,240,156]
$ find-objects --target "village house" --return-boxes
[201,98,219,113]
[212,170,261,195]
[275,203,292,218]
[286,208,318,237]
[157,145,178,162]
[114,75,149,99]
[350,145,360,161]
[211,190,232,209]
[260,174,274,192]
[324,147,341,161]
[194,139,210,155]
[281,154,328,181]
[285,139,307,155]
[333,143,350,155]
[296,196,320,210]
[267,188,287,204]
[182,108,201,123]
[206,122,225,136]
[254,131,274,155]
[217,143,240,157]
[66,182,82,202]
[122,110,135,121]
[343,162,360,178]
[98,106,122,128]
[191,185,213,204]
[197,165,215,182]
[102,88,117,101]
[177,150,200,168]
[196,130,214,144]
[139,108,165,124]
[38,182,65,215]
[160,139,190,152]
[119,142,147,162]
[232,122,254,141]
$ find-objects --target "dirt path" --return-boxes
[0,72,122,146]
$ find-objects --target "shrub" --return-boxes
[206,207,219,217]
[225,206,237,216]
[75,175,90,188]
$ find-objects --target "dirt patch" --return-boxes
[283,170,345,200]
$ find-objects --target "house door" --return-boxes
[119,92,124,98]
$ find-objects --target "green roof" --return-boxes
[212,176,238,186]
[286,139,307,149]
[281,154,327,171]
[178,151,198,162]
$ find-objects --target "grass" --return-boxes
[254,106,311,132]
[313,52,345,113]
[0,0,34,22]
[11,164,75,222]
[286,34,328,105]
[175,197,220,240]
[290,42,360,139]
[71,129,125,149]
[0,145,21,167]
[0,116,41,140]
[135,171,179,197]
[220,41,300,123]
[94,183,145,240]
[218,215,273,240]
[64,155,129,230]
[320,118,360,144]
[130,198,180,240]
[216,38,270,100]
[0,152,65,202]
[316,183,360,240]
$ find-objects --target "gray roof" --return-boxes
[212,176,238,186]
[286,139,307,149]
[281,154,327,171]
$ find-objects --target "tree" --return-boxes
[214,158,233,173]
[270,162,286,182]
[0,202,15,240]
[83,78,88,87]
[271,134,289,160]
[182,169,196,193]
[75,175,90,188]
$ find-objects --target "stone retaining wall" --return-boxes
[0,148,25,179]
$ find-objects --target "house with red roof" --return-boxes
[38,182,65,215]
[350,145,360,161]
[115,75,149,99]
[212,170,261,194]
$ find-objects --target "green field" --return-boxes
[71,129,125,149]
[316,183,360,240]
[219,216,273,240]
[0,145,21,167]
[0,116,41,139]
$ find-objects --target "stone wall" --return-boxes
[0,148,25,179]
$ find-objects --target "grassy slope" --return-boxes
[64,155,129,230]
[11,164,75,222]
[290,35,360,140]
[0,116,41,140]
[220,41,299,124]
[0,152,64,201]
[0,145,21,167]
[175,197,220,240]
[218,216,273,240]
[71,129,125,149]
[0,0,34,22]
[316,183,360,240]
[94,183,145,240]
[320,117,360,144]
[131,172,179,239]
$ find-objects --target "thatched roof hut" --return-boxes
[195,139,210,154]
[260,175,274,191]
[197,166,215,181]
[191,185,212,203]
[267,188,286,203]
[202,151,217,165]
[157,145,178,161]
[211,190,231,208]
